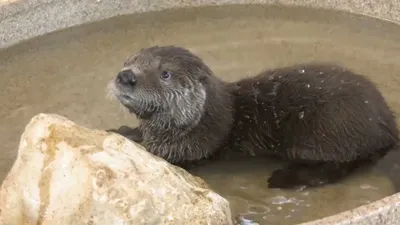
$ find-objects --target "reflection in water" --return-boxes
[1,4,400,225]
[189,157,395,225]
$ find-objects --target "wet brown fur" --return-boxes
[107,45,399,189]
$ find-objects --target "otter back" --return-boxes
[225,63,398,188]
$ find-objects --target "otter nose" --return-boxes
[117,70,136,86]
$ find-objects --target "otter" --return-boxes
[107,45,399,189]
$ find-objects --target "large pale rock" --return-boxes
[0,114,232,225]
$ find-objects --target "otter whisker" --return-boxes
[119,104,131,119]
[106,79,119,102]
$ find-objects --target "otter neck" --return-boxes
[141,76,235,153]
[140,85,208,136]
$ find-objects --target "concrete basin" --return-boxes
[1,0,399,224]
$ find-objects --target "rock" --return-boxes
[0,113,232,225]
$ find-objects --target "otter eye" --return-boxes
[161,71,172,80]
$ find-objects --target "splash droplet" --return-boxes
[271,196,303,205]
[306,84,311,88]
[360,184,377,190]
[299,111,305,119]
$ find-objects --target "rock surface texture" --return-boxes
[0,113,232,225]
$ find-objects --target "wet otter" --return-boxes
[107,45,399,189]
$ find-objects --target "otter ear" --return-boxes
[198,73,208,84]
[199,75,207,84]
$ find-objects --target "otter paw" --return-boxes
[106,125,133,134]
[267,167,328,189]
[106,126,143,142]
[267,168,300,189]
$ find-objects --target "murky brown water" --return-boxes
[1,4,400,225]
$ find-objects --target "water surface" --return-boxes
[1,4,400,225]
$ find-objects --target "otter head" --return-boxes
[108,46,213,128]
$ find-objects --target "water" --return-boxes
[189,156,396,225]
[1,4,400,225]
